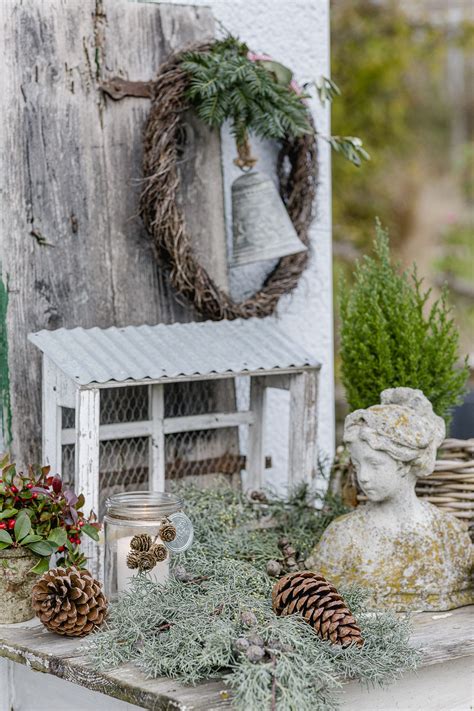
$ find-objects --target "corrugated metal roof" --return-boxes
[28,319,319,385]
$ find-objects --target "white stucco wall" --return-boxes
[150,0,334,490]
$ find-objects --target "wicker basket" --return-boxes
[415,438,474,540]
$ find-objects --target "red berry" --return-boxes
[68,536,76,543]
[0,522,6,530]
[78,520,84,527]
[8,519,15,529]
[10,485,18,494]
[32,492,38,499]
[57,545,65,552]
[26,482,33,489]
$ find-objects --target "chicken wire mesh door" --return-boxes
[60,382,241,518]
[29,319,320,577]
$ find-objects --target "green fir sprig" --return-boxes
[182,36,311,147]
[86,484,419,710]
[181,36,369,167]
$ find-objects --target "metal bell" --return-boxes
[231,171,307,266]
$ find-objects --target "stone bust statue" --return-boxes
[306,388,473,611]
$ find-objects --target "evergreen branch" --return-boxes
[339,221,469,420]
[86,485,420,710]
[325,136,370,167]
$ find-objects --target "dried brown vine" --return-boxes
[140,43,318,321]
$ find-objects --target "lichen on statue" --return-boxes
[306,388,473,611]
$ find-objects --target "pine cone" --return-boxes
[150,543,168,563]
[130,533,152,552]
[32,567,108,637]
[126,551,140,569]
[277,537,302,574]
[272,571,363,647]
[160,521,177,543]
[137,551,157,572]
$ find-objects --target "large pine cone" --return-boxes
[272,571,363,647]
[32,567,108,637]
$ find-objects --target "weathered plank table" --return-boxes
[0,606,473,710]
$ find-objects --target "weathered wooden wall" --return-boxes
[0,0,234,467]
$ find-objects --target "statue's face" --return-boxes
[349,438,402,502]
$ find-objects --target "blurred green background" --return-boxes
[331,0,474,439]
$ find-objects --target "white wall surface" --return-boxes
[149,0,335,490]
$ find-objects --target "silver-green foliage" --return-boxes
[340,220,469,421]
[86,486,419,710]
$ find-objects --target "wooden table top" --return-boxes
[1,606,473,710]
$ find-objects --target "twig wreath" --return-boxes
[139,39,316,320]
[140,37,368,320]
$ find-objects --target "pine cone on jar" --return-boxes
[272,571,363,647]
[160,520,177,543]
[126,551,141,569]
[137,551,157,572]
[150,543,168,563]
[31,567,108,637]
[130,533,152,552]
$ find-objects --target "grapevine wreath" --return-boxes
[139,37,319,320]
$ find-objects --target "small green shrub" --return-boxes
[339,221,468,421]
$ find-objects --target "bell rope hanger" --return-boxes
[121,40,318,321]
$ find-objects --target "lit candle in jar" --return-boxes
[116,533,170,593]
[104,492,192,601]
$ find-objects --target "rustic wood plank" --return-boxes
[42,357,62,474]
[75,388,101,577]
[246,377,267,490]
[0,607,472,710]
[0,0,229,469]
[409,607,474,667]
[288,370,319,487]
[149,384,165,492]
[163,411,255,435]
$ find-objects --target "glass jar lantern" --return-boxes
[104,491,193,600]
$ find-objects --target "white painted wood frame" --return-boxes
[246,376,267,490]
[288,370,319,487]
[41,367,319,576]
[148,384,165,492]
[42,357,63,476]
[74,388,101,577]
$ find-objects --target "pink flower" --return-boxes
[290,78,303,96]
[247,50,305,97]
[247,51,273,63]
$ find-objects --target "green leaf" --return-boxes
[81,524,99,542]
[258,59,293,86]
[26,540,56,557]
[48,528,67,546]
[20,534,43,545]
[14,512,31,541]
[30,558,50,575]
[0,508,18,520]
[0,529,13,545]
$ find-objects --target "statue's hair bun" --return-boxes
[380,388,434,417]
